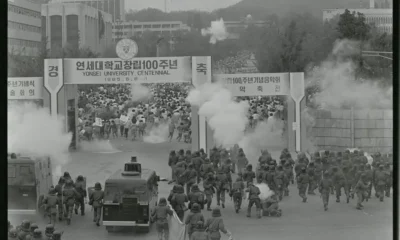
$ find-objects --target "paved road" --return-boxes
[9,139,393,240]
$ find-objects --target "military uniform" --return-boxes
[54,178,65,221]
[274,166,285,200]
[374,165,388,202]
[151,198,173,240]
[74,176,87,216]
[89,182,104,226]
[297,168,309,202]
[190,221,209,240]
[355,174,369,210]
[205,209,230,240]
[230,177,245,213]
[200,159,214,179]
[215,167,229,208]
[236,151,248,175]
[242,165,255,187]
[43,188,60,224]
[17,220,31,240]
[185,203,204,238]
[332,167,349,203]
[319,172,333,211]
[188,184,205,210]
[170,185,188,221]
[180,164,198,195]
[62,180,80,225]
[246,183,261,218]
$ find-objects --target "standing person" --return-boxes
[170,185,188,221]
[168,121,175,142]
[185,203,204,239]
[355,174,369,210]
[54,177,65,221]
[130,120,138,141]
[319,171,333,211]
[203,173,216,211]
[74,176,86,216]
[374,164,388,202]
[138,120,145,138]
[113,117,120,137]
[119,113,127,136]
[297,167,309,203]
[177,123,184,142]
[151,198,173,240]
[180,164,198,195]
[103,120,110,139]
[89,182,104,226]
[332,167,349,203]
[123,118,131,139]
[110,120,118,138]
[230,144,239,174]
[188,184,205,210]
[215,167,228,209]
[245,182,262,218]
[42,188,60,225]
[205,208,232,240]
[191,152,204,184]
[230,177,245,213]
[62,180,80,225]
[242,164,256,187]
[168,151,178,182]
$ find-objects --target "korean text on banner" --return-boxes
[63,57,192,84]
[168,205,186,240]
[214,73,290,96]
[8,77,43,100]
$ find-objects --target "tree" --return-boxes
[337,9,370,40]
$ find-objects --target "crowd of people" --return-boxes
[75,83,286,143]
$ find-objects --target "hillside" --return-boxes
[125,0,371,24]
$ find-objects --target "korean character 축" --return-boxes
[76,61,85,71]
[159,60,169,69]
[196,63,206,75]
[169,59,178,69]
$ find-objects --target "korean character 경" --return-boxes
[76,61,85,71]
[169,59,178,69]
[159,60,169,69]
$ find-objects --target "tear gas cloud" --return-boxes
[143,123,170,144]
[130,83,152,102]
[8,102,72,179]
[307,39,392,109]
[239,116,286,161]
[255,183,275,201]
[186,83,249,148]
[201,18,229,44]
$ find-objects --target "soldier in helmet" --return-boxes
[355,173,369,210]
[203,173,216,211]
[54,177,65,221]
[215,166,229,208]
[205,208,231,240]
[190,221,209,240]
[185,203,204,238]
[74,175,87,216]
[221,159,234,192]
[44,225,54,239]
[384,163,392,198]
[319,171,333,211]
[242,164,256,187]
[151,198,173,240]
[62,179,80,225]
[200,158,214,179]
[89,182,105,226]
[188,184,205,210]
[297,167,309,203]
[170,184,188,221]
[63,172,72,183]
[245,182,262,218]
[32,229,43,239]
[29,224,38,235]
[332,166,349,203]
[180,163,197,195]
[52,231,62,240]
[43,187,60,224]
[236,148,249,175]
[374,164,388,202]
[9,228,18,240]
[17,220,31,240]
[230,176,245,213]
[191,151,204,183]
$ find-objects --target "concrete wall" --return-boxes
[306,109,393,153]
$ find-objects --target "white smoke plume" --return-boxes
[308,39,392,109]
[256,183,275,201]
[130,83,152,102]
[201,18,229,44]
[80,139,119,153]
[239,117,286,161]
[143,123,169,144]
[186,83,249,148]
[8,102,72,180]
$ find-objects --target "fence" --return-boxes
[307,108,393,153]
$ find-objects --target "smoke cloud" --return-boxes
[8,102,72,180]
[201,18,229,44]
[256,183,275,201]
[239,117,286,161]
[130,83,152,102]
[186,83,249,148]
[143,123,169,144]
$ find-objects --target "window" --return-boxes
[20,166,31,175]
[133,25,142,29]
[143,25,151,28]
[8,166,16,178]
[152,24,161,28]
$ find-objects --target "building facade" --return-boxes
[8,0,42,56]
[55,0,125,22]
[42,2,113,54]
[323,0,392,34]
[112,21,191,42]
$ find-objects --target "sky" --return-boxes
[125,0,242,12]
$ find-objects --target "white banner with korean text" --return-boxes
[63,57,192,84]
[8,77,43,99]
[213,73,290,96]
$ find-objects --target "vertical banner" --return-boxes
[191,56,212,153]
[289,72,305,152]
[44,59,64,117]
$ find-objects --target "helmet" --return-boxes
[63,171,70,178]
[9,228,18,238]
[247,164,253,169]
[77,175,84,181]
[58,177,65,185]
[52,231,62,240]
[196,221,204,229]
[324,171,329,176]
[191,184,199,191]
[21,220,30,230]
[45,224,54,234]
[191,203,200,212]
[269,165,275,171]
[379,164,384,168]
[204,158,210,163]
[94,182,102,190]
[159,197,167,205]
[212,208,221,217]
[30,223,38,232]
[33,229,42,238]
